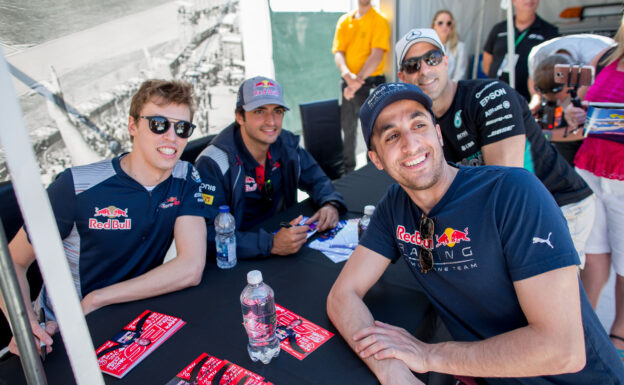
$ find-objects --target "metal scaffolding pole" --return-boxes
[0,43,105,384]
[0,218,47,385]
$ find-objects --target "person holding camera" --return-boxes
[565,18,624,359]
[531,54,587,165]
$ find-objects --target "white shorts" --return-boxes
[560,194,595,268]
[576,168,624,275]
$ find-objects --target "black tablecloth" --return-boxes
[0,164,430,385]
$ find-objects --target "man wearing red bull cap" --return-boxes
[1,80,209,357]
[327,82,624,384]
[195,76,345,259]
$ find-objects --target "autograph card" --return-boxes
[165,353,273,385]
[275,304,334,360]
[96,310,185,378]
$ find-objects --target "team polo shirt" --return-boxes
[437,79,591,207]
[234,129,284,231]
[361,166,624,384]
[38,156,208,315]
[483,15,559,101]
[332,7,390,76]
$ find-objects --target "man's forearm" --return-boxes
[334,51,351,77]
[424,325,585,377]
[357,48,384,80]
[327,287,420,385]
[82,252,204,314]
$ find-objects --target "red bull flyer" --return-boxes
[165,353,273,385]
[96,310,185,378]
[275,304,334,360]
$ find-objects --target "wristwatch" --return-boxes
[96,311,153,358]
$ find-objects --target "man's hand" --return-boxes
[307,204,339,232]
[354,320,429,374]
[271,215,309,255]
[9,318,57,357]
[564,101,588,130]
[343,71,364,90]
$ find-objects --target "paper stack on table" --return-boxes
[308,219,359,263]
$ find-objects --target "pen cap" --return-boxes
[364,205,375,216]
[247,270,263,285]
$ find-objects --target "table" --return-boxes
[0,164,432,385]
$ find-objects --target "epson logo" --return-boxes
[479,88,507,107]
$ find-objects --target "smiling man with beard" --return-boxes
[327,82,624,385]
[195,76,345,260]
[394,28,594,271]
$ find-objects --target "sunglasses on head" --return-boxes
[534,85,564,95]
[419,213,435,274]
[140,115,195,139]
[436,21,453,26]
[401,49,444,74]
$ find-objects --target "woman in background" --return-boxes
[566,17,624,359]
[432,10,467,81]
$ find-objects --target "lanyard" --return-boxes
[515,29,529,48]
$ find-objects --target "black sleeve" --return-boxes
[471,81,528,147]
[483,25,497,54]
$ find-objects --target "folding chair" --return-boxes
[299,99,344,180]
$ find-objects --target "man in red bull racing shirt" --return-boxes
[327,83,624,384]
[1,80,208,357]
[394,28,594,269]
[195,76,345,259]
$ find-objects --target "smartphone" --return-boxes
[554,64,595,87]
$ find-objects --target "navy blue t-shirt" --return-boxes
[361,166,624,384]
[39,156,208,316]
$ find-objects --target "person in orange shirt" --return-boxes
[332,0,390,175]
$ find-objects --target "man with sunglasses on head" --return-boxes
[395,28,594,269]
[1,79,209,357]
[327,82,624,385]
[195,76,345,260]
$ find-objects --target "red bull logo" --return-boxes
[253,80,279,97]
[93,206,128,218]
[90,205,131,230]
[396,225,433,249]
[436,227,471,248]
[255,80,275,88]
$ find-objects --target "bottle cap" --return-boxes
[364,205,375,216]
[247,270,263,285]
[219,205,230,213]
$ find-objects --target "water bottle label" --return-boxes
[217,239,236,263]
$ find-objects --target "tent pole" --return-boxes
[505,0,516,88]
[0,218,47,385]
[0,44,105,385]
[472,0,487,79]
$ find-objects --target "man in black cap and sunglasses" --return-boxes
[327,82,624,385]
[394,28,594,270]
[195,76,345,260]
[2,79,209,357]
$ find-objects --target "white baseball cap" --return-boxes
[395,28,446,70]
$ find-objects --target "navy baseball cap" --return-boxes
[236,76,289,111]
[359,83,435,150]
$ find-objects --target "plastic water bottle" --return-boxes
[240,270,280,364]
[358,205,375,239]
[215,205,237,269]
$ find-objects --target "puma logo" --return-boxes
[532,232,553,249]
